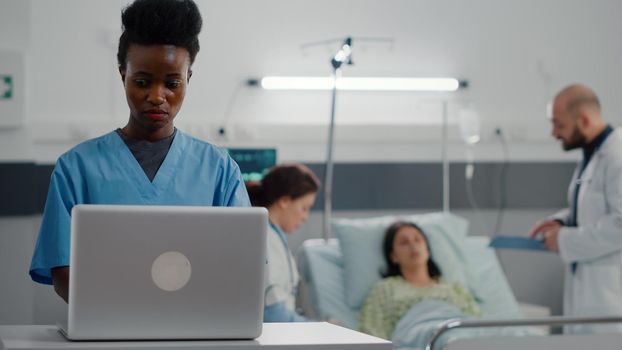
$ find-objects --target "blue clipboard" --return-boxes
[489,236,549,252]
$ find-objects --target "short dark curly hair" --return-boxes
[117,0,203,71]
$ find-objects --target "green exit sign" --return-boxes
[1,75,13,100]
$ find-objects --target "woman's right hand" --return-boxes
[51,266,70,303]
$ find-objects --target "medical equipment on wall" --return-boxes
[0,49,25,128]
[225,148,277,182]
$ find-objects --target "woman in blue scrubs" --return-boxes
[29,0,250,303]
[247,164,320,322]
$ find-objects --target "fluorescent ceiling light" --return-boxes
[258,76,464,91]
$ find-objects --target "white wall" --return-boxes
[0,215,67,326]
[1,0,621,162]
[0,0,32,160]
[0,216,37,324]
[0,0,29,52]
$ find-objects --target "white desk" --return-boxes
[0,323,391,350]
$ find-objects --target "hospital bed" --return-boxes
[297,212,622,350]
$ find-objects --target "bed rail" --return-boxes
[425,316,622,350]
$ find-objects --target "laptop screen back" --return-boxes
[65,205,267,340]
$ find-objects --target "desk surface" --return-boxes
[0,323,391,350]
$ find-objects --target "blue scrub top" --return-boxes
[30,129,250,285]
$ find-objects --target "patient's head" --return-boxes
[247,164,320,233]
[382,222,442,279]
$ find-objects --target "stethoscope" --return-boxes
[269,221,296,291]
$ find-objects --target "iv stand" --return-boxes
[442,100,450,212]
[323,37,353,241]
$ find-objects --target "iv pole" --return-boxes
[442,100,449,212]
[323,37,353,241]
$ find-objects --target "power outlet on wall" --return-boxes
[213,124,232,143]
[492,126,528,142]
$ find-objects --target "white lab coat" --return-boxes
[264,224,299,310]
[551,128,622,334]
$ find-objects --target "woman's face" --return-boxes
[120,44,191,140]
[390,226,430,269]
[277,192,316,234]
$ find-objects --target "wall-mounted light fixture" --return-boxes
[248,76,467,92]
[248,37,468,238]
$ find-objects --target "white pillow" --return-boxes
[333,212,470,309]
[461,236,522,317]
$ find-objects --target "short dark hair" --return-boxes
[117,0,203,71]
[382,221,442,279]
[566,95,601,115]
[246,164,320,207]
[556,84,601,117]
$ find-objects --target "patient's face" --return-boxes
[391,226,430,269]
[278,192,317,234]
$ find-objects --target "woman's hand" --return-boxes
[51,266,70,303]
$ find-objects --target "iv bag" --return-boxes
[458,107,481,145]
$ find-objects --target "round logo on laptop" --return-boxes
[151,251,192,292]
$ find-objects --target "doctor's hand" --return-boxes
[541,225,561,253]
[527,219,561,239]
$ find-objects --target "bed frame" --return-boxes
[298,237,622,350]
[426,316,622,350]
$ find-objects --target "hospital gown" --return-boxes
[358,276,481,340]
[30,129,250,285]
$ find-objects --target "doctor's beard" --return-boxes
[562,127,588,151]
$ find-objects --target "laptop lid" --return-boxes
[64,204,267,340]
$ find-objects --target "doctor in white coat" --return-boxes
[247,164,320,322]
[528,84,622,334]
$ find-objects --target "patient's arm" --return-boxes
[51,266,69,303]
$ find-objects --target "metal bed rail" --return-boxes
[425,316,622,350]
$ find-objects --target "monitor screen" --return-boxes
[226,148,277,182]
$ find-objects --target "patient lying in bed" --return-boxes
[358,221,481,340]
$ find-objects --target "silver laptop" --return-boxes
[58,204,267,341]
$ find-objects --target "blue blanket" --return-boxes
[391,300,539,350]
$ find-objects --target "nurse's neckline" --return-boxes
[118,126,177,142]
